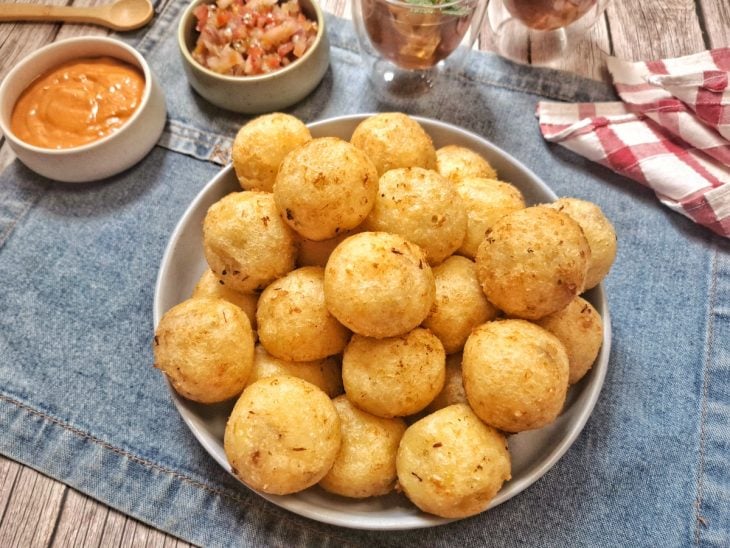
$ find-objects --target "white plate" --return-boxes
[153,114,611,530]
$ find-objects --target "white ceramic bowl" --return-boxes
[177,0,330,113]
[153,114,611,530]
[0,37,166,183]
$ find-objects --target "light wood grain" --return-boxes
[0,463,66,546]
[606,0,707,61]
[0,1,721,546]
[53,488,117,546]
[699,0,730,49]
[0,457,22,522]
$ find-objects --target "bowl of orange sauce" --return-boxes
[0,36,166,183]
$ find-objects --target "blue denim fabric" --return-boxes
[1,2,728,546]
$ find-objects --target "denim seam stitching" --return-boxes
[693,240,717,546]
[164,123,233,150]
[0,392,361,546]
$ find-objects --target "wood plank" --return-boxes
[0,464,66,547]
[606,0,706,61]
[52,488,111,547]
[0,0,69,81]
[97,506,128,547]
[699,0,730,49]
[0,456,22,523]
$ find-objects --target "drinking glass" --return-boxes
[487,0,612,62]
[352,0,488,100]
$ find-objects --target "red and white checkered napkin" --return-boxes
[538,49,730,238]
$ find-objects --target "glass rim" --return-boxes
[372,0,477,11]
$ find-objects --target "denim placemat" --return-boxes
[1,3,729,546]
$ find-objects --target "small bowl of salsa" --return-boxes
[0,36,166,183]
[177,0,330,113]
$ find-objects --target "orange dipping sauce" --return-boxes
[10,56,145,150]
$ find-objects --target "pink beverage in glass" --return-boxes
[503,0,597,31]
[362,0,477,70]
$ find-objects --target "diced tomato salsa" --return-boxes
[191,0,318,76]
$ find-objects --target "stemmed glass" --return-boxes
[487,0,612,62]
[352,0,488,100]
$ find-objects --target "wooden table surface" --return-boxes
[1,0,728,545]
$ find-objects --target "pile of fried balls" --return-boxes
[153,112,616,519]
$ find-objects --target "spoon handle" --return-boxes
[0,3,111,28]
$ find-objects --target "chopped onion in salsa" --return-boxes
[192,0,318,76]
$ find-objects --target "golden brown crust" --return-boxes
[396,404,511,518]
[342,328,445,418]
[246,344,343,398]
[324,231,435,338]
[154,297,255,403]
[224,376,341,495]
[203,191,297,293]
[547,197,617,289]
[422,256,498,354]
[362,167,467,265]
[535,296,603,384]
[256,266,350,362]
[232,113,311,192]
[273,137,378,241]
[462,319,569,432]
[319,396,406,498]
[192,268,259,330]
[475,206,590,320]
[455,176,525,259]
[436,145,498,182]
[350,112,437,176]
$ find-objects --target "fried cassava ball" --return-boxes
[273,137,378,241]
[547,197,617,290]
[462,319,569,432]
[154,297,254,403]
[455,176,525,259]
[224,375,341,495]
[296,230,356,268]
[475,206,590,320]
[535,296,603,384]
[342,328,445,418]
[319,396,407,498]
[435,145,497,182]
[192,268,259,330]
[324,231,435,338]
[396,403,511,518]
[423,352,468,415]
[256,266,350,362]
[203,191,297,293]
[422,255,498,354]
[245,344,343,398]
[362,167,467,265]
[231,113,311,192]
[350,112,436,176]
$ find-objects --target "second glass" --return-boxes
[487,0,612,63]
[352,0,487,100]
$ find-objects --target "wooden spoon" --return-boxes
[0,0,154,31]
